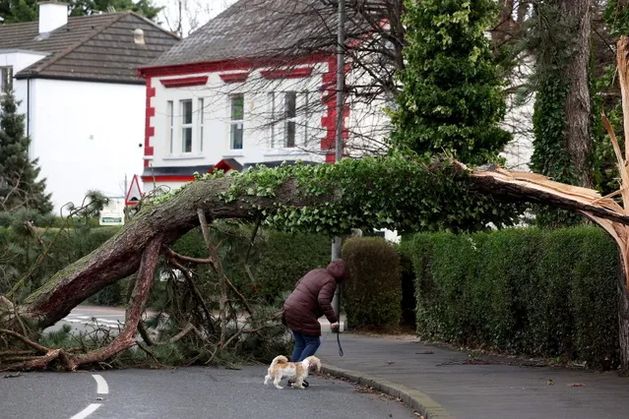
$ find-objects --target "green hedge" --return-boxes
[171,226,331,305]
[1,223,331,307]
[400,227,619,369]
[342,237,401,329]
[0,226,121,300]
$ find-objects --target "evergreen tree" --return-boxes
[390,0,511,165]
[0,0,161,23]
[0,92,52,214]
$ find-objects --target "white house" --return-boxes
[138,0,533,194]
[0,1,178,214]
[137,0,395,192]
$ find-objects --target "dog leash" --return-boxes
[336,283,344,357]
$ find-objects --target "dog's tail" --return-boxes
[270,355,289,367]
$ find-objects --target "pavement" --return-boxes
[315,331,629,419]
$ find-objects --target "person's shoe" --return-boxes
[302,379,309,388]
[287,378,295,387]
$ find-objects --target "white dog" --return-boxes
[263,355,321,389]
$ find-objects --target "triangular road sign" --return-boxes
[125,174,143,206]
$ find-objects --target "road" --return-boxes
[1,366,416,419]
[5,306,416,418]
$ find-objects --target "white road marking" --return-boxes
[63,317,122,329]
[69,403,101,419]
[92,374,109,394]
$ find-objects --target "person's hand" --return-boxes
[330,322,340,333]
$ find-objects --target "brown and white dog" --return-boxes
[263,355,321,389]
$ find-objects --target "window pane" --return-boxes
[285,91,296,118]
[286,121,295,148]
[183,127,192,152]
[198,98,204,152]
[231,123,243,149]
[167,101,173,154]
[0,67,12,93]
[231,94,244,120]
[182,100,192,124]
[268,92,276,148]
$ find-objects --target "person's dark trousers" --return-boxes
[290,330,321,362]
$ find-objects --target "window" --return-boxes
[167,101,174,154]
[269,91,305,148]
[198,98,204,152]
[181,99,192,153]
[303,91,310,145]
[268,92,276,148]
[0,66,12,94]
[230,94,244,150]
[284,91,297,148]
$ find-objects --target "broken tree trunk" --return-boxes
[6,40,629,372]
[465,36,629,371]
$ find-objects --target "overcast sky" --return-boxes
[154,0,237,37]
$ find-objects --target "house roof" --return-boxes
[0,13,179,84]
[148,0,342,68]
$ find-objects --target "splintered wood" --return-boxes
[465,36,629,289]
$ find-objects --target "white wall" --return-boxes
[0,50,47,114]
[28,79,145,214]
[147,63,329,178]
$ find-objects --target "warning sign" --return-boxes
[125,174,142,206]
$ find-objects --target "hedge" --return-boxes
[400,227,619,369]
[342,237,402,329]
[0,226,120,301]
[171,225,331,305]
[1,224,331,307]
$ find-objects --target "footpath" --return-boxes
[317,332,629,419]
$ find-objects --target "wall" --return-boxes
[143,62,331,191]
[0,50,47,114]
[28,79,144,213]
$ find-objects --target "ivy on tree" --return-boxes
[0,91,52,214]
[390,0,511,166]
[528,0,592,227]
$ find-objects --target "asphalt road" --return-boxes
[0,366,416,419]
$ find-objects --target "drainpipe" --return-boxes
[26,78,31,138]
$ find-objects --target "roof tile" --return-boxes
[0,12,179,83]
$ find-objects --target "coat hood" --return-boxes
[326,259,348,282]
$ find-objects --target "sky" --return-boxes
[153,0,238,37]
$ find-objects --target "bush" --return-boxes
[0,225,120,300]
[1,221,331,309]
[401,227,619,369]
[342,237,401,329]
[165,224,331,305]
[251,230,331,304]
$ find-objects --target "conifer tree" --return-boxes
[0,92,52,214]
[390,0,510,165]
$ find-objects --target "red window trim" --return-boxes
[160,76,208,88]
[219,72,249,83]
[260,67,314,80]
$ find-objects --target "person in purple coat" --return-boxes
[282,259,348,362]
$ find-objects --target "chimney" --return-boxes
[38,1,68,34]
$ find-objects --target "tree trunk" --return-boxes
[618,255,629,372]
[560,0,593,187]
[8,158,629,329]
[16,176,251,328]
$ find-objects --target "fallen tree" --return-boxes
[5,38,629,373]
